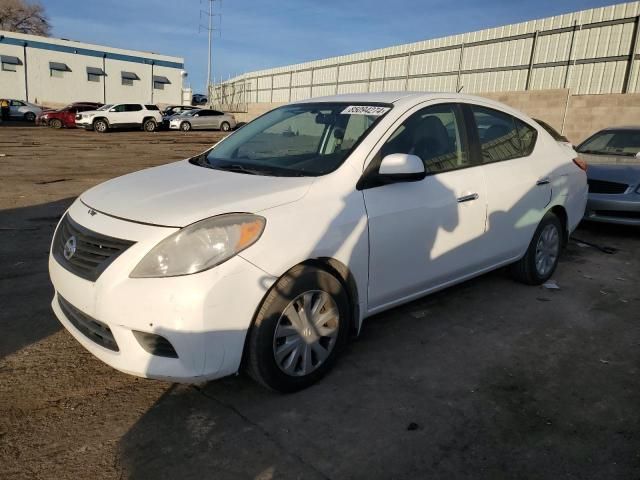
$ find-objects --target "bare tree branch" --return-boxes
[0,0,50,36]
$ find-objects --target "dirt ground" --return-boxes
[1,123,639,480]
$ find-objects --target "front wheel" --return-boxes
[220,121,231,132]
[143,119,157,132]
[93,119,108,133]
[49,118,63,129]
[510,212,563,285]
[24,112,36,122]
[246,265,350,392]
[180,121,191,132]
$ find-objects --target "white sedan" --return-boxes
[48,93,587,392]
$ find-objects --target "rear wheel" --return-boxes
[143,119,157,132]
[220,121,231,132]
[246,265,350,392]
[93,119,108,133]
[510,212,563,285]
[180,121,191,132]
[49,118,63,129]
[24,112,35,122]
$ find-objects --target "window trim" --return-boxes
[357,102,476,190]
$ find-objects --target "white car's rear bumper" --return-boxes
[49,200,276,382]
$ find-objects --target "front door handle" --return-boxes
[457,193,479,203]
[536,178,551,186]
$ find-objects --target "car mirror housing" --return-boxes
[378,153,426,180]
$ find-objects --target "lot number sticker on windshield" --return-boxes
[341,105,390,116]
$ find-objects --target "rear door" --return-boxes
[124,104,143,126]
[464,103,551,264]
[363,102,488,310]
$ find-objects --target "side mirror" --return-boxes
[194,114,200,117]
[109,108,117,112]
[636,151,640,158]
[378,153,426,182]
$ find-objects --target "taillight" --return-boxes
[573,157,587,172]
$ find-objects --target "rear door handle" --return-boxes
[536,178,551,186]
[457,193,479,203]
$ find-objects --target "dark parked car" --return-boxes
[192,94,208,106]
[36,103,103,128]
[577,126,640,226]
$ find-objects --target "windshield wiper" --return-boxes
[215,164,262,175]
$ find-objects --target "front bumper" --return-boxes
[49,200,276,382]
[584,192,640,226]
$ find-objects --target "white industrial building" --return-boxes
[213,1,640,107]
[0,31,186,107]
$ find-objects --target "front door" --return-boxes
[363,103,488,311]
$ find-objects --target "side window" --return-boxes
[125,104,142,112]
[471,106,522,163]
[197,110,211,116]
[516,119,538,156]
[111,104,126,113]
[380,103,469,174]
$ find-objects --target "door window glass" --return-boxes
[111,104,126,113]
[471,106,522,163]
[516,119,538,156]
[125,104,142,112]
[380,103,469,174]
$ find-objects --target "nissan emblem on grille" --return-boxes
[63,236,77,260]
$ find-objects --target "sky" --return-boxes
[45,0,624,93]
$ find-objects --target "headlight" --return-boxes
[130,214,265,278]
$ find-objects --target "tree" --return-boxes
[0,0,50,36]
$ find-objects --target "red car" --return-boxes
[37,103,103,128]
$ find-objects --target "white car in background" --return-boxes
[49,93,587,392]
[9,99,42,121]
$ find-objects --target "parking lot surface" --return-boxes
[1,124,639,479]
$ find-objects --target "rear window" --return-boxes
[145,104,159,111]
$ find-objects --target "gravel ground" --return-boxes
[1,123,639,480]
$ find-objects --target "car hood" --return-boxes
[81,160,315,227]
[583,153,640,184]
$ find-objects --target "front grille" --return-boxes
[58,295,119,351]
[594,210,640,220]
[53,214,135,282]
[588,179,628,194]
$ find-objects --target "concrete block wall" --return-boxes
[228,89,640,144]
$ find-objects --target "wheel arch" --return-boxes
[92,116,109,126]
[549,204,569,246]
[300,257,361,337]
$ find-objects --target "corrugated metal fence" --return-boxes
[212,2,640,111]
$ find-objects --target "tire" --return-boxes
[143,119,157,132]
[93,119,108,133]
[49,118,63,129]
[510,212,563,285]
[220,121,231,132]
[180,121,191,132]
[24,112,36,122]
[246,265,350,392]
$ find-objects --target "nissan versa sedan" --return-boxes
[49,93,587,392]
[577,126,640,225]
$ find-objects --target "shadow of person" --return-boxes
[0,197,74,359]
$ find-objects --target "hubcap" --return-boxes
[535,224,560,276]
[273,290,339,377]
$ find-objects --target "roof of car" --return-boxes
[288,91,529,120]
[600,126,640,131]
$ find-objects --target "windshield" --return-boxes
[97,104,112,111]
[578,129,640,156]
[200,102,390,177]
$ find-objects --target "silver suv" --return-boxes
[76,103,163,133]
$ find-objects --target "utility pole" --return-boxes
[200,0,221,96]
